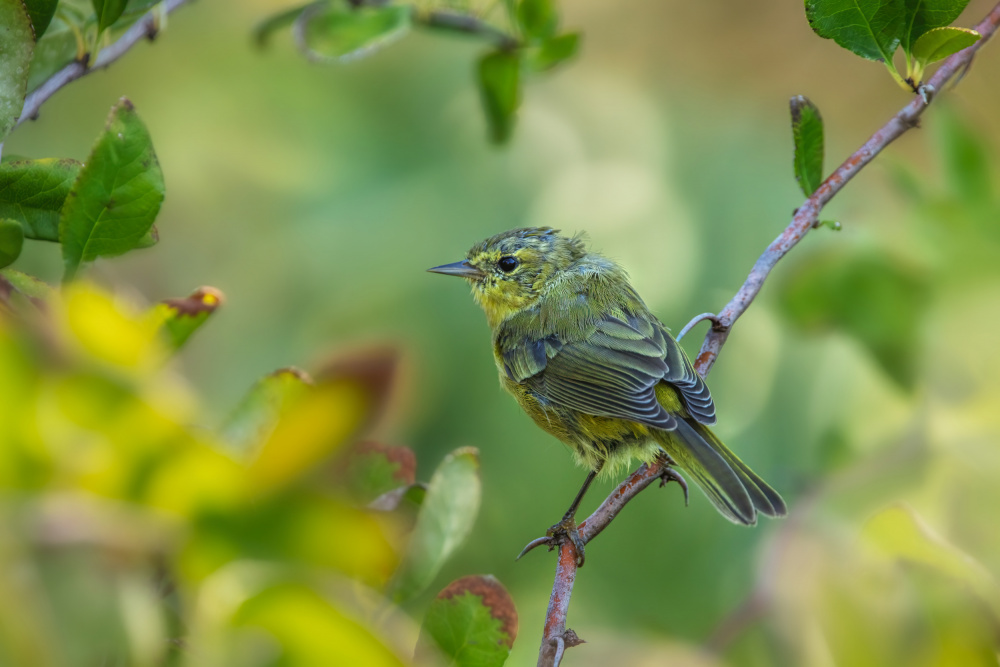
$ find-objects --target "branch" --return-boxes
[692,2,1000,377]
[535,3,1000,664]
[15,0,194,130]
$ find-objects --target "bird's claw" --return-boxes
[547,514,586,567]
[658,466,689,506]
[516,535,554,560]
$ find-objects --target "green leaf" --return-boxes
[900,0,971,55]
[26,17,79,93]
[59,98,165,282]
[779,248,929,389]
[295,4,411,62]
[220,367,313,454]
[151,286,224,351]
[23,0,59,39]
[419,577,518,667]
[0,218,24,269]
[805,0,904,62]
[911,25,978,67]
[525,32,579,72]
[254,2,314,49]
[390,447,481,602]
[0,158,82,241]
[0,0,35,141]
[477,50,521,145]
[790,95,825,197]
[517,0,557,41]
[92,0,128,33]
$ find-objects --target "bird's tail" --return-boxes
[656,419,786,525]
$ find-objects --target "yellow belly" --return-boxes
[499,373,666,474]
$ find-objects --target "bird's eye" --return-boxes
[498,256,519,273]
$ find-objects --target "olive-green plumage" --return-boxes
[429,227,785,526]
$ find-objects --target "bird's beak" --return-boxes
[427,260,484,279]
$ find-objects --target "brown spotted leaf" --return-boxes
[417,575,518,667]
[152,286,223,351]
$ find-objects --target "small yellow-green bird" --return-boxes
[429,227,785,562]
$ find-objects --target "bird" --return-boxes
[428,227,785,564]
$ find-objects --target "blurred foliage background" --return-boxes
[4,0,1000,664]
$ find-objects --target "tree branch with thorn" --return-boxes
[528,2,1000,665]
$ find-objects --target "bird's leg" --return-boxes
[546,466,601,567]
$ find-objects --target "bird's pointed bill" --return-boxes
[427,260,483,278]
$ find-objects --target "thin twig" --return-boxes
[16,0,194,129]
[535,3,1000,664]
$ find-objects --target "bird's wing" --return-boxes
[498,309,716,428]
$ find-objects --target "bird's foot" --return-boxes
[515,514,587,566]
[658,465,689,506]
[547,513,586,567]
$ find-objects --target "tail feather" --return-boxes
[659,419,785,525]
[662,420,756,525]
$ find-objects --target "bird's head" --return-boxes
[428,227,587,326]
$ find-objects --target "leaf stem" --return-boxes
[884,58,912,91]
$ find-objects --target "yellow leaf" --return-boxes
[62,283,164,370]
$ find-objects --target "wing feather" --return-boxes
[498,308,714,429]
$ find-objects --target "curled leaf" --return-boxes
[152,286,224,350]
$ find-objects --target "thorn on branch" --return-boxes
[676,312,719,341]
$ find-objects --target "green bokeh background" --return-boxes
[6,0,1000,664]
